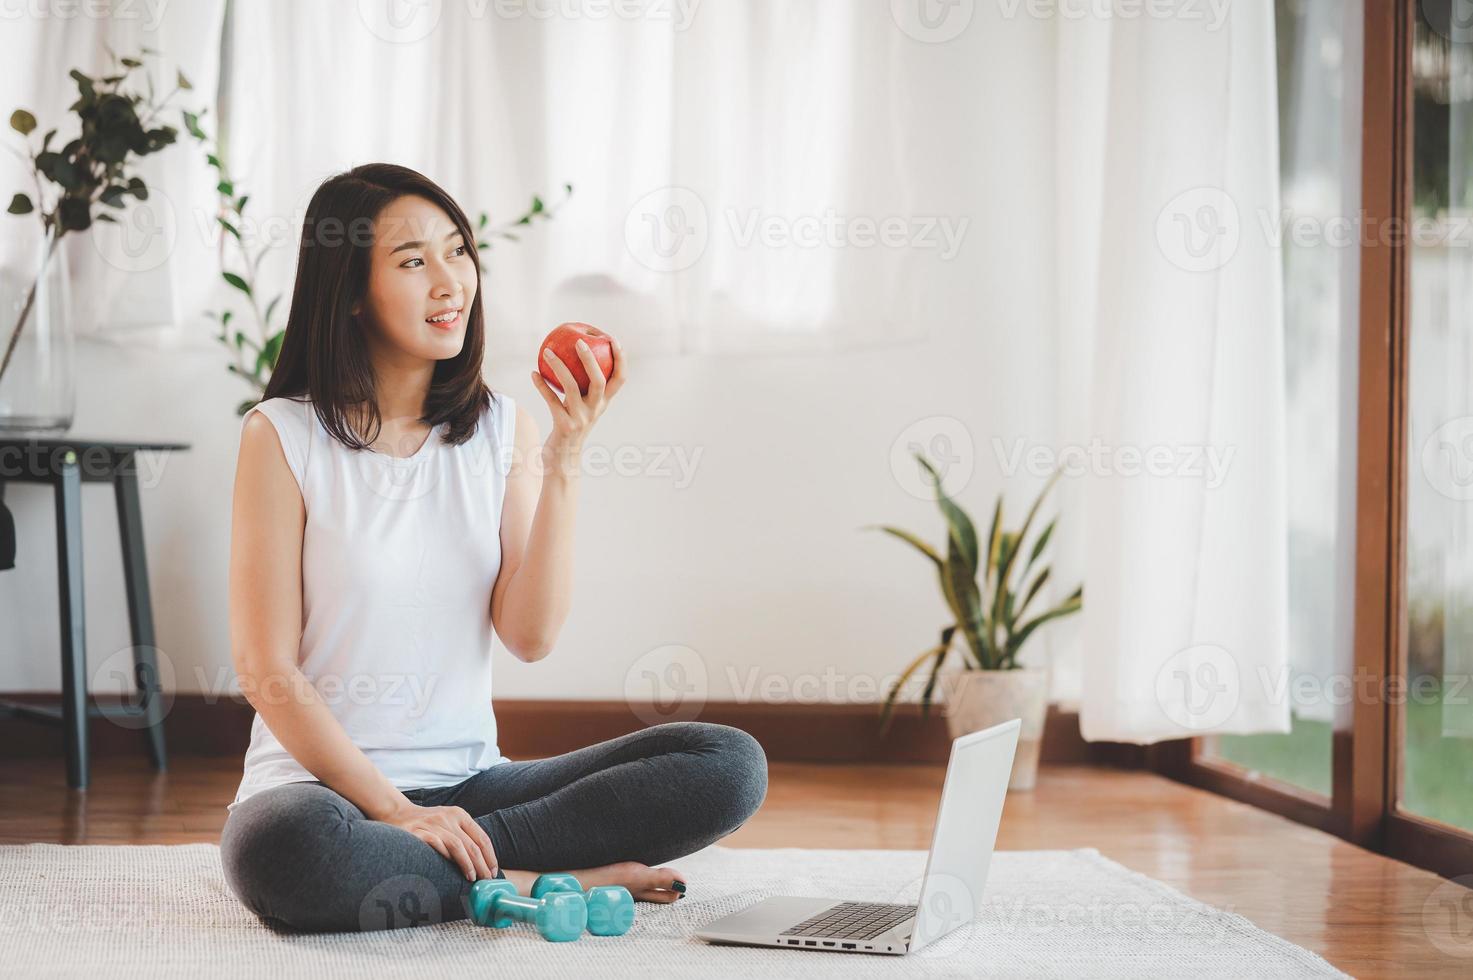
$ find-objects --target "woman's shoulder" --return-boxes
[245,394,314,423]
[485,389,517,442]
[243,396,317,447]
[475,391,524,478]
[241,396,316,488]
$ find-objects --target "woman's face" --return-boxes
[355,194,478,363]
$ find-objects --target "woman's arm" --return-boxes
[491,333,626,662]
[490,403,575,662]
[230,412,410,819]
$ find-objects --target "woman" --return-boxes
[220,163,767,933]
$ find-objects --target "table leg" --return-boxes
[114,455,167,772]
[55,453,88,790]
[0,479,15,571]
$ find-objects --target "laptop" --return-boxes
[695,717,1020,956]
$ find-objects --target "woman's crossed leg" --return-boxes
[220,721,768,932]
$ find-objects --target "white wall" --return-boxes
[0,11,1059,714]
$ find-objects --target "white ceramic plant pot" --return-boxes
[941,668,1050,791]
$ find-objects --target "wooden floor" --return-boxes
[0,756,1466,977]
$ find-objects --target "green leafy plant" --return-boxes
[472,185,573,256]
[183,114,576,415]
[863,452,1083,735]
[2,47,191,387]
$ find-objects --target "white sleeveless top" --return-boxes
[228,392,516,812]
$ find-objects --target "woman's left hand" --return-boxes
[530,328,626,476]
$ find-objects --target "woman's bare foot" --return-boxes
[500,861,687,903]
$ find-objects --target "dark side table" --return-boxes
[0,437,188,789]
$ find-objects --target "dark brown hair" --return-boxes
[261,163,492,451]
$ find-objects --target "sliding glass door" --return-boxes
[1401,3,1473,838]
[1204,0,1363,805]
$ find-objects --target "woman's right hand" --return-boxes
[379,801,500,881]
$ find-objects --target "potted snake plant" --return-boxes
[863,453,1082,790]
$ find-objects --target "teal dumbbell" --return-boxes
[531,873,636,937]
[468,879,587,942]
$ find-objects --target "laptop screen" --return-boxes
[909,718,1021,954]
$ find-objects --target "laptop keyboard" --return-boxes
[779,901,916,941]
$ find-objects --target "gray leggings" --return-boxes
[220,721,768,933]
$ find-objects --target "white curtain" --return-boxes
[221,0,926,356]
[3,2,928,354]
[1053,5,1293,743]
[0,2,228,346]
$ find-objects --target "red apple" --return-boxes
[538,322,615,396]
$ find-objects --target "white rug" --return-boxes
[0,843,1346,979]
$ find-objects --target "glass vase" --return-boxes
[0,231,76,434]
